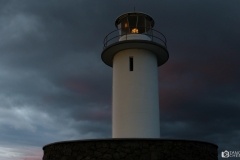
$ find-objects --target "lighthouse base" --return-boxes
[42,138,218,160]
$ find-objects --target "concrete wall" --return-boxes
[43,139,218,160]
[112,49,160,138]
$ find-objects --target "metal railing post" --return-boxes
[106,35,107,47]
[151,28,153,41]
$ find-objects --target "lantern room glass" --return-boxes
[117,14,153,36]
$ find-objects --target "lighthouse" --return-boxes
[101,12,169,138]
[43,12,218,160]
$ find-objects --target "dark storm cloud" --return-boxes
[151,2,240,157]
[0,0,239,159]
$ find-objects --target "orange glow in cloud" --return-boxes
[22,158,41,160]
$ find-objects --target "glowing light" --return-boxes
[124,23,128,27]
[131,28,138,33]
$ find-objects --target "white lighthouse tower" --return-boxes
[43,12,218,160]
[102,12,169,138]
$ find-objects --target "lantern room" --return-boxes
[115,12,155,41]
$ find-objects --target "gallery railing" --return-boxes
[103,27,167,49]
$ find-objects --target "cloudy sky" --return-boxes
[0,0,239,159]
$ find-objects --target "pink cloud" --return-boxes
[65,79,93,94]
[20,148,43,160]
[0,146,43,160]
[88,110,111,121]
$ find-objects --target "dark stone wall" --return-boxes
[42,138,218,160]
